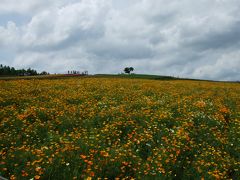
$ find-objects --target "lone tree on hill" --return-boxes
[124,67,134,74]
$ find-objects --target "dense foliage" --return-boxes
[124,67,134,74]
[0,64,47,76]
[0,78,239,179]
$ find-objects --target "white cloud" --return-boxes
[0,21,20,47]
[192,51,240,81]
[19,0,110,50]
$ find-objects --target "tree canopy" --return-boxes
[124,67,134,74]
[0,64,46,76]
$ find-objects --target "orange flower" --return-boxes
[219,107,229,114]
[35,175,41,179]
[35,167,42,172]
[100,151,109,157]
[32,158,43,165]
[195,101,206,108]
[10,175,16,180]
[22,170,29,177]
[87,161,93,165]
[90,171,95,177]
[80,154,87,159]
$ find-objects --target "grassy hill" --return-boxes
[0,73,238,83]
[94,74,177,80]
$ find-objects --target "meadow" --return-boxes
[0,77,239,179]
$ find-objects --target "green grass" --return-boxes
[94,74,177,80]
[1,73,239,83]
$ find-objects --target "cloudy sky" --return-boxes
[0,0,240,80]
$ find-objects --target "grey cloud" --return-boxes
[87,38,154,60]
[0,14,30,26]
[182,21,240,51]
[0,0,240,81]
[0,0,78,15]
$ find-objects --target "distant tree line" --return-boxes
[0,64,49,76]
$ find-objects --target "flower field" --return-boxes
[0,77,239,179]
